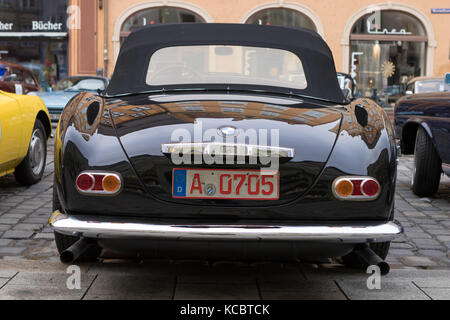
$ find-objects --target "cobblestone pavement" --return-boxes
[0,139,449,299]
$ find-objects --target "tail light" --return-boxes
[333,177,380,201]
[76,172,122,196]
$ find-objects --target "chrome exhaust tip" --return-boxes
[354,245,390,276]
[60,238,93,264]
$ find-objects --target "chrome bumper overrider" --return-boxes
[50,211,403,243]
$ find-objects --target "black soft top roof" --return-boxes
[106,23,345,104]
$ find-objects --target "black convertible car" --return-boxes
[50,24,402,273]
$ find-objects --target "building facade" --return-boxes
[2,0,449,107]
[0,0,69,91]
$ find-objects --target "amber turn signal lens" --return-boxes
[102,175,121,193]
[335,179,354,197]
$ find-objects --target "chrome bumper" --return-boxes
[49,211,403,243]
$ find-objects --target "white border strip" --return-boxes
[0,32,68,37]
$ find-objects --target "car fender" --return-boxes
[401,118,437,155]
[54,92,134,210]
[17,95,51,157]
[405,118,433,139]
[313,98,397,220]
[0,91,51,159]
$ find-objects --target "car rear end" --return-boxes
[50,24,402,265]
[50,93,401,261]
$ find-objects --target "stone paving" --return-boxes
[0,260,449,300]
[0,139,449,299]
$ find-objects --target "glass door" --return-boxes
[351,40,426,108]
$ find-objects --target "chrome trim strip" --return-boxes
[161,143,295,158]
[50,211,403,243]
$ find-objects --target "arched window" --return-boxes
[120,7,205,43]
[246,8,317,32]
[349,10,427,108]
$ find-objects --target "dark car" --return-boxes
[0,61,40,94]
[395,82,450,197]
[50,24,402,273]
[405,76,445,95]
[30,76,109,122]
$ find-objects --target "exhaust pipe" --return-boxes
[60,238,94,264]
[354,245,390,275]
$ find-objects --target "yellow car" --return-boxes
[0,90,51,185]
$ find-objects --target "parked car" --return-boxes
[395,75,450,197]
[20,62,51,92]
[50,24,402,273]
[0,61,40,94]
[29,76,109,122]
[405,76,445,95]
[0,90,51,185]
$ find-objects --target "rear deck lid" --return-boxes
[108,94,343,207]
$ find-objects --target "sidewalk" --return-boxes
[0,259,449,300]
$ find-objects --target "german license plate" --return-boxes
[172,169,280,200]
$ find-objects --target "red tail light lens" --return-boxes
[76,174,94,192]
[362,180,380,197]
[333,177,380,201]
[75,172,122,196]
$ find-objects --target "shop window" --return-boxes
[0,40,68,91]
[120,7,205,44]
[246,8,317,32]
[0,0,68,91]
[350,10,427,108]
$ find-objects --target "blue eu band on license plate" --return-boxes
[173,169,187,198]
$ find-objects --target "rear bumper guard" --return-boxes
[50,211,403,243]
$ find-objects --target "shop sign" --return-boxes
[367,11,412,35]
[0,21,14,31]
[0,21,65,32]
[0,0,69,33]
[431,8,450,14]
[32,21,64,31]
